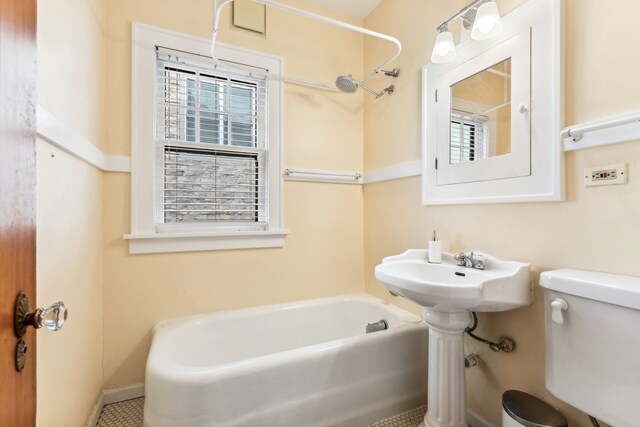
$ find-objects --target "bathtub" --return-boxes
[144,294,428,427]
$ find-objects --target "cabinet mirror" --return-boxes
[422,0,563,205]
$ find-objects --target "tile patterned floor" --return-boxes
[96,398,427,427]
[97,398,144,427]
[369,406,427,427]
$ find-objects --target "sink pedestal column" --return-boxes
[419,308,470,427]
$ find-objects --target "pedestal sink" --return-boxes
[374,250,531,427]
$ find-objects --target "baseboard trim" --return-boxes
[467,409,496,427]
[84,392,105,427]
[84,383,145,427]
[103,383,146,405]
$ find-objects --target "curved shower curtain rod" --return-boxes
[210,0,402,92]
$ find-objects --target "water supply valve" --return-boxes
[464,353,480,368]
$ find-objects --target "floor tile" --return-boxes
[96,397,144,427]
[96,398,427,427]
[369,406,426,427]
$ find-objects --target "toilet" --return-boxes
[501,389,567,427]
[540,268,640,427]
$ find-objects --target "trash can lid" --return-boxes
[502,390,568,427]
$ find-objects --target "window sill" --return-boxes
[123,230,288,254]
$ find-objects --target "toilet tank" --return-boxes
[540,269,640,427]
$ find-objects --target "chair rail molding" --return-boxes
[36,107,424,185]
[36,106,131,173]
[363,160,422,184]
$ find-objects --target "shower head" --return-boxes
[335,74,395,98]
[335,75,359,94]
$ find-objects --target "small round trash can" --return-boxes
[502,390,568,427]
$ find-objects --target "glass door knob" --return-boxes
[14,292,68,337]
[34,301,68,331]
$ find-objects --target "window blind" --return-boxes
[450,113,487,164]
[155,49,269,226]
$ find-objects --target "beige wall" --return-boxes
[36,0,106,425]
[102,0,366,388]
[36,0,640,424]
[37,0,107,151]
[364,0,640,426]
[36,141,105,427]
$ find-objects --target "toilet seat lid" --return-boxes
[502,390,567,427]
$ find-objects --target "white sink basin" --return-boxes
[375,249,531,312]
[375,249,531,427]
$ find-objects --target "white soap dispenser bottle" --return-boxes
[428,230,442,264]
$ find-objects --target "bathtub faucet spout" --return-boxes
[366,319,388,334]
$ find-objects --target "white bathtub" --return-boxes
[144,294,428,427]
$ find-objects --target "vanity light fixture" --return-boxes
[471,1,503,40]
[430,0,503,64]
[430,26,457,64]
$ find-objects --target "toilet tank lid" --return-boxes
[540,269,640,311]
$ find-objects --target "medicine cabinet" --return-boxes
[422,0,563,205]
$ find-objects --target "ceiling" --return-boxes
[305,0,382,19]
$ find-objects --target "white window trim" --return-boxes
[125,22,286,254]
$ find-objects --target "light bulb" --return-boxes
[471,1,502,41]
[430,29,456,64]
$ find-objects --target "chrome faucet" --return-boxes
[453,251,485,270]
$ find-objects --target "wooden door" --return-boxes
[0,0,38,425]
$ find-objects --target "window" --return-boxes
[156,51,267,230]
[128,23,285,254]
[449,112,487,164]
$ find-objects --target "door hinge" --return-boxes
[435,90,438,102]
[435,157,438,170]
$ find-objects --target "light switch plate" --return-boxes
[584,163,627,187]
